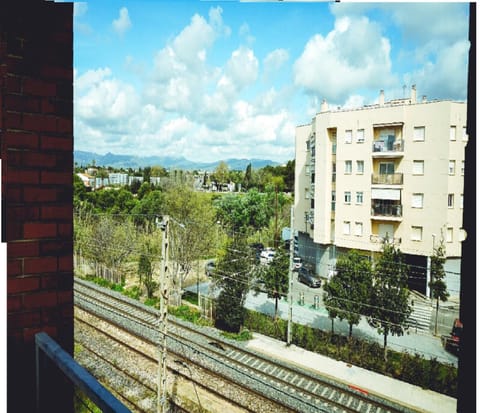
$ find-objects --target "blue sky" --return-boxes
[73,1,470,164]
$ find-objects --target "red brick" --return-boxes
[8,276,40,294]
[58,255,73,272]
[56,117,72,134]
[4,94,41,113]
[6,221,23,241]
[7,168,39,184]
[23,291,58,310]
[7,205,40,221]
[57,223,72,237]
[41,205,71,220]
[4,130,39,150]
[41,97,55,114]
[5,75,21,93]
[40,240,71,255]
[7,296,22,312]
[40,65,71,81]
[8,241,40,258]
[23,151,57,168]
[8,311,42,328]
[5,111,22,129]
[41,135,72,151]
[24,326,57,342]
[23,113,57,132]
[24,256,58,274]
[58,290,73,304]
[23,222,57,239]
[7,259,23,276]
[23,78,56,97]
[6,186,23,203]
[23,187,57,202]
[41,170,71,185]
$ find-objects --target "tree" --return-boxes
[212,161,229,185]
[243,163,252,190]
[213,235,254,332]
[323,250,372,338]
[368,240,412,361]
[164,185,217,304]
[429,237,449,335]
[138,253,157,299]
[255,249,289,319]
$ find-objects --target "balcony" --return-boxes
[371,202,402,220]
[372,139,404,158]
[371,173,403,185]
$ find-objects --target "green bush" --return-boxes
[243,309,457,397]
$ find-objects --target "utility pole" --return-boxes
[157,215,170,413]
[287,206,294,346]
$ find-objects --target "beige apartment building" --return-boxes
[294,87,467,298]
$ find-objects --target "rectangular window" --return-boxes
[460,194,463,209]
[449,160,456,175]
[356,160,364,174]
[345,160,352,174]
[331,191,336,211]
[305,165,310,175]
[462,126,468,141]
[356,191,363,204]
[413,160,424,175]
[448,193,454,208]
[413,126,425,141]
[379,162,395,175]
[344,191,351,204]
[411,226,423,241]
[311,199,315,209]
[305,188,310,199]
[356,129,365,143]
[345,130,352,144]
[461,160,464,175]
[446,227,453,243]
[354,222,363,236]
[450,126,456,141]
[343,221,351,235]
[332,162,336,182]
[412,193,424,208]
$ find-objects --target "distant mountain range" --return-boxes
[74,150,281,171]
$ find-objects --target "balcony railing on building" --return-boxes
[371,202,402,218]
[372,139,404,154]
[371,173,403,185]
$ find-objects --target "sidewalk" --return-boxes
[246,333,457,413]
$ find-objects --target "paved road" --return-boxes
[186,280,458,366]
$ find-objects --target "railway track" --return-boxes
[74,277,420,413]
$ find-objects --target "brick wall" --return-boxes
[0,2,73,411]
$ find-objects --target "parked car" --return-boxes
[293,256,303,269]
[297,267,321,288]
[260,248,275,264]
[205,259,216,277]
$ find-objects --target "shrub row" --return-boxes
[243,310,457,398]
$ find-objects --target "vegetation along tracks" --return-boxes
[74,277,420,413]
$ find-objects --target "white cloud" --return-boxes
[263,49,289,76]
[112,7,132,37]
[225,46,259,92]
[73,2,88,18]
[293,16,394,104]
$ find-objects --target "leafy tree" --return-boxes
[243,163,252,190]
[255,249,289,319]
[213,235,254,332]
[429,237,449,335]
[323,250,372,338]
[368,240,412,361]
[111,188,137,214]
[129,178,142,194]
[212,161,229,185]
[164,185,217,304]
[137,181,152,200]
[131,190,165,228]
[138,253,157,299]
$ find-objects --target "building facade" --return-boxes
[294,87,467,298]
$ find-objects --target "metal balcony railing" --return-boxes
[372,139,404,153]
[35,332,130,413]
[371,203,402,218]
[371,173,403,185]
